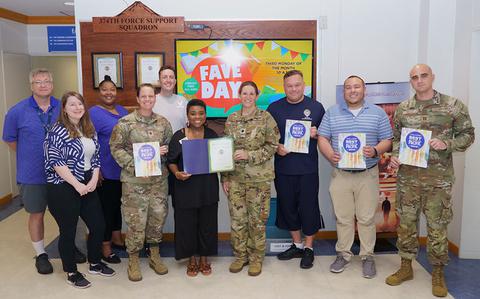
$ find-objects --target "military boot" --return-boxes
[432,265,448,297]
[149,246,168,275]
[128,252,142,282]
[229,259,248,273]
[385,258,413,286]
[248,262,262,276]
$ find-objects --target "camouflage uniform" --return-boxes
[222,108,280,264]
[110,110,173,254]
[393,91,474,265]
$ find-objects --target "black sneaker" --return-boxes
[300,248,314,269]
[67,271,91,289]
[277,244,304,260]
[102,253,121,264]
[74,247,87,264]
[89,261,116,277]
[35,253,53,274]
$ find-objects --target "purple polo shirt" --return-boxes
[89,105,129,180]
[2,96,60,184]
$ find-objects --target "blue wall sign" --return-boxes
[47,26,76,52]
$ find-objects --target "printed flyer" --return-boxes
[284,119,311,153]
[399,128,432,168]
[338,133,366,169]
[133,142,162,177]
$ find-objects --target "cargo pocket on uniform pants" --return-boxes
[439,197,453,225]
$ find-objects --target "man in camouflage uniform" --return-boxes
[386,64,474,297]
[110,103,173,281]
[222,83,279,276]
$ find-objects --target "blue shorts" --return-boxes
[19,184,48,213]
[274,173,324,236]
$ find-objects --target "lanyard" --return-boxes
[36,106,54,134]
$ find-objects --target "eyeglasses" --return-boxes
[32,81,53,86]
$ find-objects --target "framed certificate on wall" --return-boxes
[92,52,123,88]
[135,52,164,87]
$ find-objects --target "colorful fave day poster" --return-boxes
[175,39,314,117]
[399,128,432,168]
[133,142,162,177]
[338,133,366,169]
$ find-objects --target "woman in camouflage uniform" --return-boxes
[222,81,280,276]
[110,84,173,282]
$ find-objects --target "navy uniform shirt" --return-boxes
[267,96,325,175]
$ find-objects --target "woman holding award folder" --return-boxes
[222,81,280,276]
[167,99,219,277]
[89,75,129,264]
[110,83,173,282]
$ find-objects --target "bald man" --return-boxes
[385,64,475,297]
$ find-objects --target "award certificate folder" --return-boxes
[132,142,162,177]
[182,137,234,175]
[399,128,432,168]
[284,119,311,153]
[338,133,366,169]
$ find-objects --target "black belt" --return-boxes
[339,165,376,173]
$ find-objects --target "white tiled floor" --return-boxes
[0,210,453,299]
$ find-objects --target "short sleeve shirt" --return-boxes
[2,96,60,184]
[267,96,325,175]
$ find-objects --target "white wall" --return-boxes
[460,0,480,258]
[0,19,31,198]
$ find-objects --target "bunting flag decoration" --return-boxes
[210,42,219,51]
[271,41,280,50]
[191,50,199,57]
[234,43,244,51]
[180,53,188,58]
[300,53,309,61]
[256,41,265,50]
[280,46,289,56]
[200,47,209,54]
[245,43,255,52]
[290,51,299,60]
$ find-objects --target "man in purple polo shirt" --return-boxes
[3,69,64,274]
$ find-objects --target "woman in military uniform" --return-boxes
[110,83,172,282]
[222,81,280,276]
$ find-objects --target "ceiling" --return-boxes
[0,0,75,16]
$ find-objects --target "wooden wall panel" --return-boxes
[80,20,316,108]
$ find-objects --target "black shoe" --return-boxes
[67,271,91,289]
[35,253,53,274]
[74,247,87,264]
[277,244,304,260]
[89,261,116,277]
[300,248,314,269]
[102,253,121,264]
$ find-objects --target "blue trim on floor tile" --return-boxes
[0,196,23,221]
[415,244,480,299]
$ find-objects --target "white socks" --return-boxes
[294,242,304,249]
[32,240,46,256]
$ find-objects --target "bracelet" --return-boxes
[373,147,378,157]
